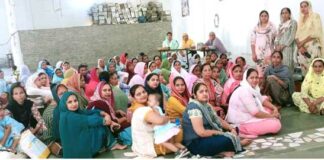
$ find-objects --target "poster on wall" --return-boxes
[182,0,190,17]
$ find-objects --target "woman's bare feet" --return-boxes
[111,143,127,150]
[220,151,234,158]
[240,138,253,146]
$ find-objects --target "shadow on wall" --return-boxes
[19,22,171,70]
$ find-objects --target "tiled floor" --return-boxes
[96,106,324,158]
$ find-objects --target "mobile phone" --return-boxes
[304,52,311,59]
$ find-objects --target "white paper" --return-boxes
[288,132,303,138]
[254,139,267,143]
[289,143,300,147]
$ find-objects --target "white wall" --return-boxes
[171,0,324,60]
[0,0,171,58]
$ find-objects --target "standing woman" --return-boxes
[292,58,324,114]
[296,1,324,75]
[125,61,135,84]
[251,10,277,78]
[274,7,298,72]
[264,51,294,107]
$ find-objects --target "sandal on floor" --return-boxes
[320,109,324,115]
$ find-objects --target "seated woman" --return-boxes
[226,68,281,138]
[125,61,135,84]
[235,57,249,72]
[52,68,64,84]
[61,68,77,85]
[127,85,148,121]
[130,85,186,158]
[222,65,243,108]
[37,60,54,79]
[151,69,171,99]
[41,84,68,145]
[166,76,190,122]
[182,82,249,157]
[199,63,225,118]
[215,59,228,85]
[88,81,131,146]
[292,58,324,114]
[220,53,234,77]
[51,84,68,143]
[128,62,147,87]
[186,64,201,92]
[25,71,53,99]
[211,66,224,107]
[264,51,294,107]
[171,60,190,84]
[65,72,88,109]
[85,68,100,99]
[7,83,47,135]
[145,73,168,113]
[104,72,129,112]
[0,107,24,154]
[58,92,120,158]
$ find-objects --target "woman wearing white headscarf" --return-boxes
[19,64,31,86]
[226,68,281,138]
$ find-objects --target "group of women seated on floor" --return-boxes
[0,1,323,158]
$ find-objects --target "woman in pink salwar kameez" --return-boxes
[226,68,281,138]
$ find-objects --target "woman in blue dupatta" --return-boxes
[38,60,54,79]
[52,68,64,84]
[264,51,294,107]
[58,91,118,158]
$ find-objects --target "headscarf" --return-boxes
[134,62,146,78]
[171,60,190,80]
[65,73,82,94]
[126,61,135,84]
[52,84,68,141]
[97,59,107,72]
[7,83,37,128]
[161,58,171,71]
[264,63,295,94]
[89,81,117,120]
[240,68,266,112]
[170,76,190,106]
[120,53,128,65]
[25,71,53,98]
[85,68,100,99]
[302,58,324,97]
[128,62,146,87]
[215,58,228,85]
[52,68,64,84]
[296,0,324,55]
[55,61,64,69]
[145,73,165,112]
[37,60,54,78]
[222,65,242,104]
[189,98,242,152]
[187,64,200,92]
[19,64,31,86]
[61,68,77,85]
[59,91,106,158]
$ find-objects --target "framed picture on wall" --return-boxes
[182,0,190,17]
